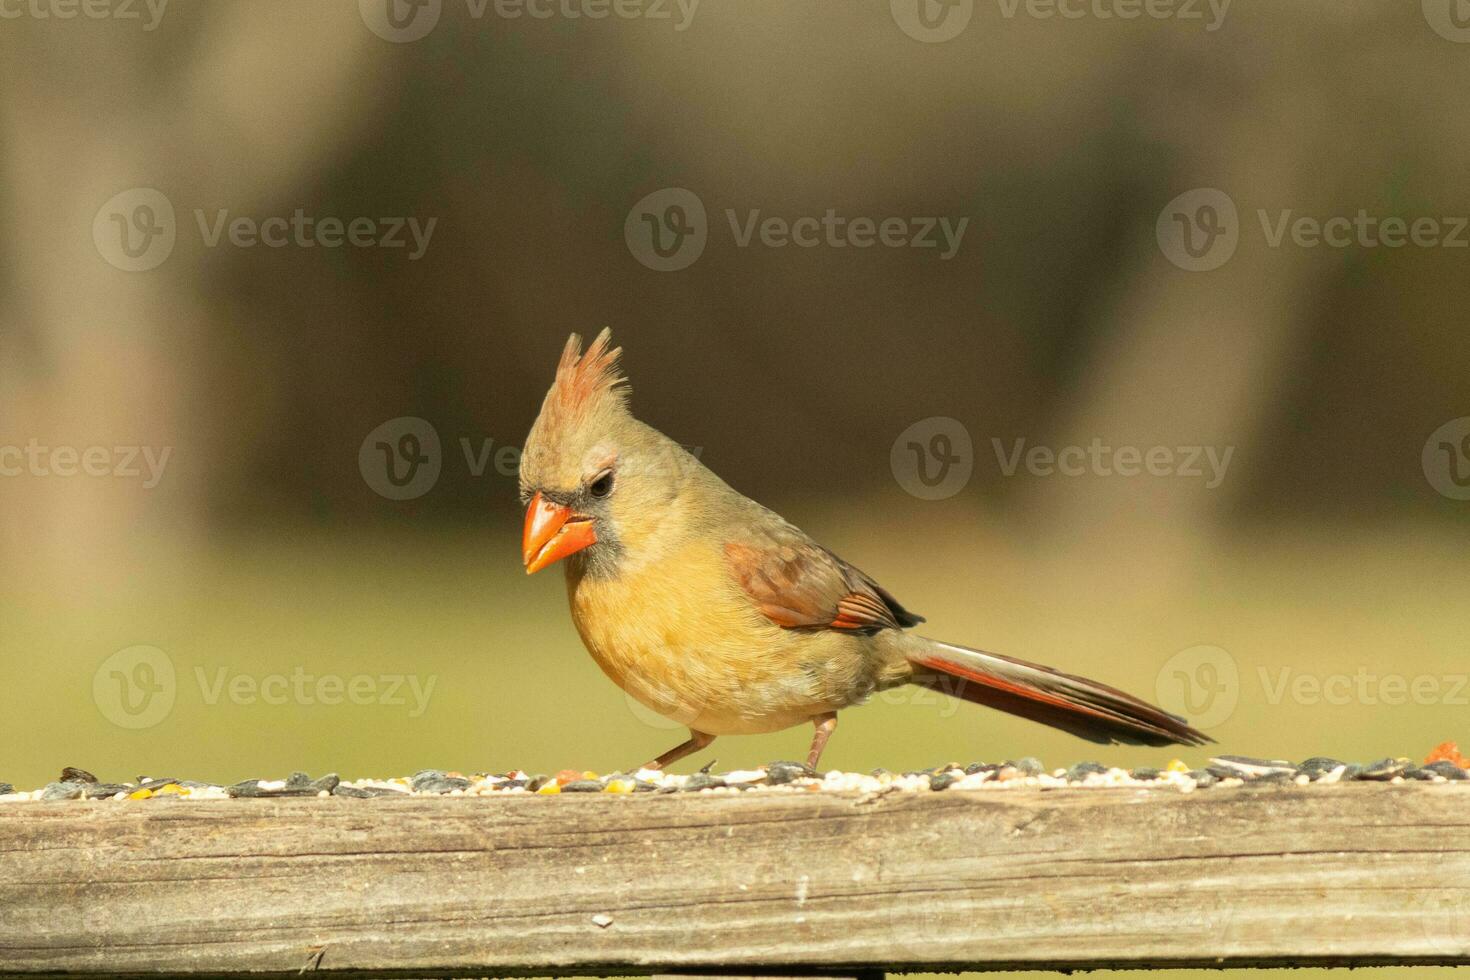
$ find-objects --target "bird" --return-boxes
[518,329,1209,771]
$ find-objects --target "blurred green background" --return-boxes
[2,1,1469,978]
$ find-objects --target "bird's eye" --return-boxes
[588,470,614,498]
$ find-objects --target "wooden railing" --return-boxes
[3,782,1469,976]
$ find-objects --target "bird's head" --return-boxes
[519,329,695,577]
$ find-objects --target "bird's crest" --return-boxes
[549,328,627,417]
[529,329,632,457]
[521,329,635,498]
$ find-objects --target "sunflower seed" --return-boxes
[1065,761,1108,781]
[682,773,725,791]
[1359,758,1409,780]
[561,780,603,793]
[310,774,341,793]
[415,776,471,794]
[227,780,265,798]
[1425,761,1467,780]
[1243,770,1295,786]
[766,761,815,784]
[137,777,183,791]
[335,784,407,798]
[1297,757,1344,776]
[929,772,957,791]
[410,770,451,791]
[1210,756,1295,777]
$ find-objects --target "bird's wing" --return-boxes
[723,513,923,635]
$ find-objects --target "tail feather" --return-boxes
[905,638,1211,748]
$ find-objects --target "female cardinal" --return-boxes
[520,330,1208,770]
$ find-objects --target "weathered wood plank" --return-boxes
[2,783,1469,977]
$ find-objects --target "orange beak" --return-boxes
[522,492,598,574]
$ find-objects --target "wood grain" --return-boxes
[3,783,1469,977]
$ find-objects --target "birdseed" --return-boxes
[1,751,1467,803]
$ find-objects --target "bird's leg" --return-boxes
[637,729,715,772]
[806,712,838,771]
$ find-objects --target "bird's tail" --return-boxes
[901,636,1211,747]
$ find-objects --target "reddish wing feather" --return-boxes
[725,529,922,635]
